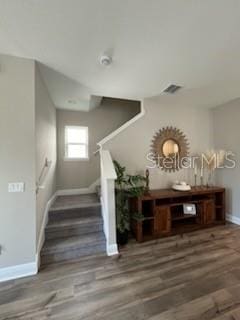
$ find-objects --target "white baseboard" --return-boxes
[36,192,57,268]
[0,192,56,283]
[226,214,240,225]
[0,261,37,283]
[56,179,100,196]
[107,244,119,256]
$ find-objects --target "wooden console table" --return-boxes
[129,187,225,242]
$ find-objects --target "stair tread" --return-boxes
[41,194,106,266]
[41,245,106,266]
[49,202,101,213]
[50,194,100,212]
[42,234,105,254]
[46,216,102,230]
[40,251,106,269]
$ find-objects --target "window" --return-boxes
[65,126,88,160]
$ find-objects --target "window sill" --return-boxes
[64,157,89,162]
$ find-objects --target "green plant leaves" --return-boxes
[113,160,146,233]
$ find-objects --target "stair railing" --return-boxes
[100,149,118,256]
[36,158,52,194]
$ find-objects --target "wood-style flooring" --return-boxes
[2,224,240,319]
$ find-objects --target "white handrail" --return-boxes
[93,148,101,155]
[100,149,118,256]
[36,158,52,194]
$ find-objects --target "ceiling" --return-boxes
[1,0,240,110]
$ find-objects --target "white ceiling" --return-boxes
[1,0,240,110]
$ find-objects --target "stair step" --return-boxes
[40,251,107,270]
[42,233,105,254]
[41,234,105,265]
[41,243,106,266]
[41,194,106,266]
[49,204,101,222]
[45,216,103,240]
[50,194,100,211]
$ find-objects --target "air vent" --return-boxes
[163,84,182,94]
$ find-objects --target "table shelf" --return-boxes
[129,187,226,242]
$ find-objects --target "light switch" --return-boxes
[8,182,25,193]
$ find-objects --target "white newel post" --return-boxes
[100,149,119,256]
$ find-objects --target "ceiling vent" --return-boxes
[163,84,182,94]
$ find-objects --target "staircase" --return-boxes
[40,194,106,266]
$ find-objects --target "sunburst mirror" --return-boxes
[150,127,189,172]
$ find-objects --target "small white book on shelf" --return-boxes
[183,204,196,215]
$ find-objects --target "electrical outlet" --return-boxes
[8,182,25,193]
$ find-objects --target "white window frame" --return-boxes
[64,126,89,161]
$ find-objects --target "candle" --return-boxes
[194,166,197,176]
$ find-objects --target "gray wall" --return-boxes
[0,55,36,268]
[212,98,240,217]
[104,95,214,189]
[35,64,57,244]
[57,98,140,189]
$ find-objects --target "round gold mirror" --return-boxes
[150,127,189,172]
[162,139,179,157]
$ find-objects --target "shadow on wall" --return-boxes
[56,97,141,190]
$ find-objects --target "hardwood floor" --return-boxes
[2,224,240,319]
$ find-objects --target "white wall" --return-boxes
[57,98,140,190]
[0,55,36,268]
[35,64,57,246]
[212,98,240,218]
[104,95,213,189]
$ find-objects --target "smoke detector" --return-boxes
[100,55,112,66]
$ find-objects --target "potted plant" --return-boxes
[113,160,146,245]
[131,212,145,221]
